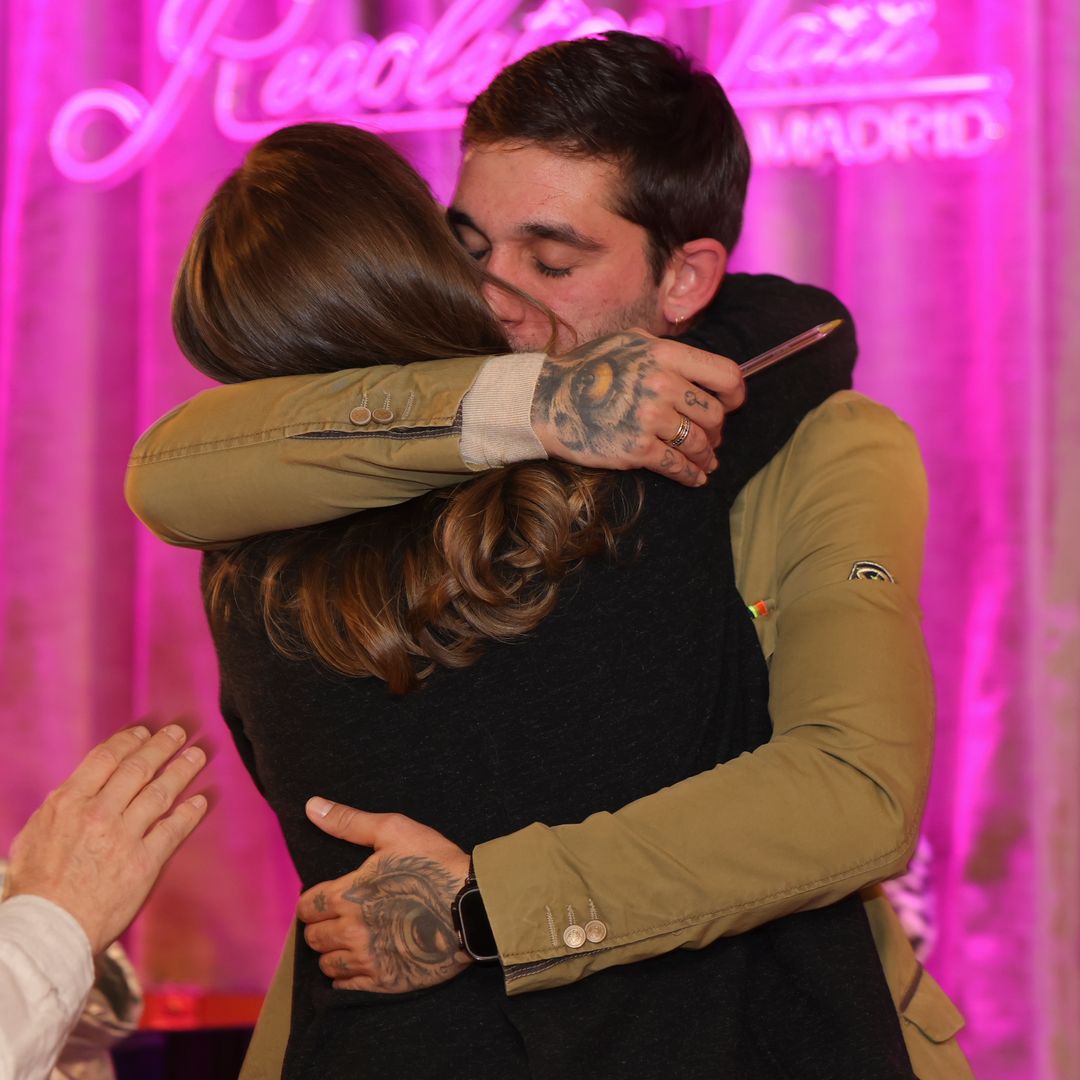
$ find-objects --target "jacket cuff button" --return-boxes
[563,925,586,949]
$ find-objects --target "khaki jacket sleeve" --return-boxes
[125,356,491,547]
[473,392,934,994]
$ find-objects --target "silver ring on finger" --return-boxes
[666,414,692,449]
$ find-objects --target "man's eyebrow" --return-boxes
[520,222,604,252]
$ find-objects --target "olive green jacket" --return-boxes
[127,358,488,546]
[127,372,970,1077]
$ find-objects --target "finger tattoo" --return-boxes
[314,892,328,914]
[684,389,711,411]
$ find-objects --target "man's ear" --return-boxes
[659,239,728,327]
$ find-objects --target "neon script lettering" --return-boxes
[49,0,1010,185]
[49,0,663,183]
[734,0,940,85]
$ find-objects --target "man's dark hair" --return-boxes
[464,32,751,281]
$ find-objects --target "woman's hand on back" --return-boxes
[296,799,473,992]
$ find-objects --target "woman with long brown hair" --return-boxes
[176,123,913,1079]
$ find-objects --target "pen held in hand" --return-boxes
[739,318,844,379]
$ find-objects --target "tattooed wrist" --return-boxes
[342,854,468,991]
[532,332,660,460]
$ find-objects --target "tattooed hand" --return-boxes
[530,330,745,486]
[296,798,473,993]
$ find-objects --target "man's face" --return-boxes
[450,142,668,352]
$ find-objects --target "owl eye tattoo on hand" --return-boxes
[532,332,660,458]
[343,855,465,991]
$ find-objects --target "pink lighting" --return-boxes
[8,2,1076,1078]
[48,0,1012,186]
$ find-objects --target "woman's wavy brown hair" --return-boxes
[176,123,634,694]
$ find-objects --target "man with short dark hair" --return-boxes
[128,32,969,1076]
[455,31,751,353]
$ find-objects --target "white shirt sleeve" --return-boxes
[0,896,94,1080]
[460,353,547,467]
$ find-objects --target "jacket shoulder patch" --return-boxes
[849,560,895,583]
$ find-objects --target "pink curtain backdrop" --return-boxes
[1,2,1077,1076]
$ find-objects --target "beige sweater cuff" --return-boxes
[460,353,547,468]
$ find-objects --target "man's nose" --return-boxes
[482,279,527,327]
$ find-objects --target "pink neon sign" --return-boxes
[49,0,1011,185]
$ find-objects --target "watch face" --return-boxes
[457,887,498,961]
